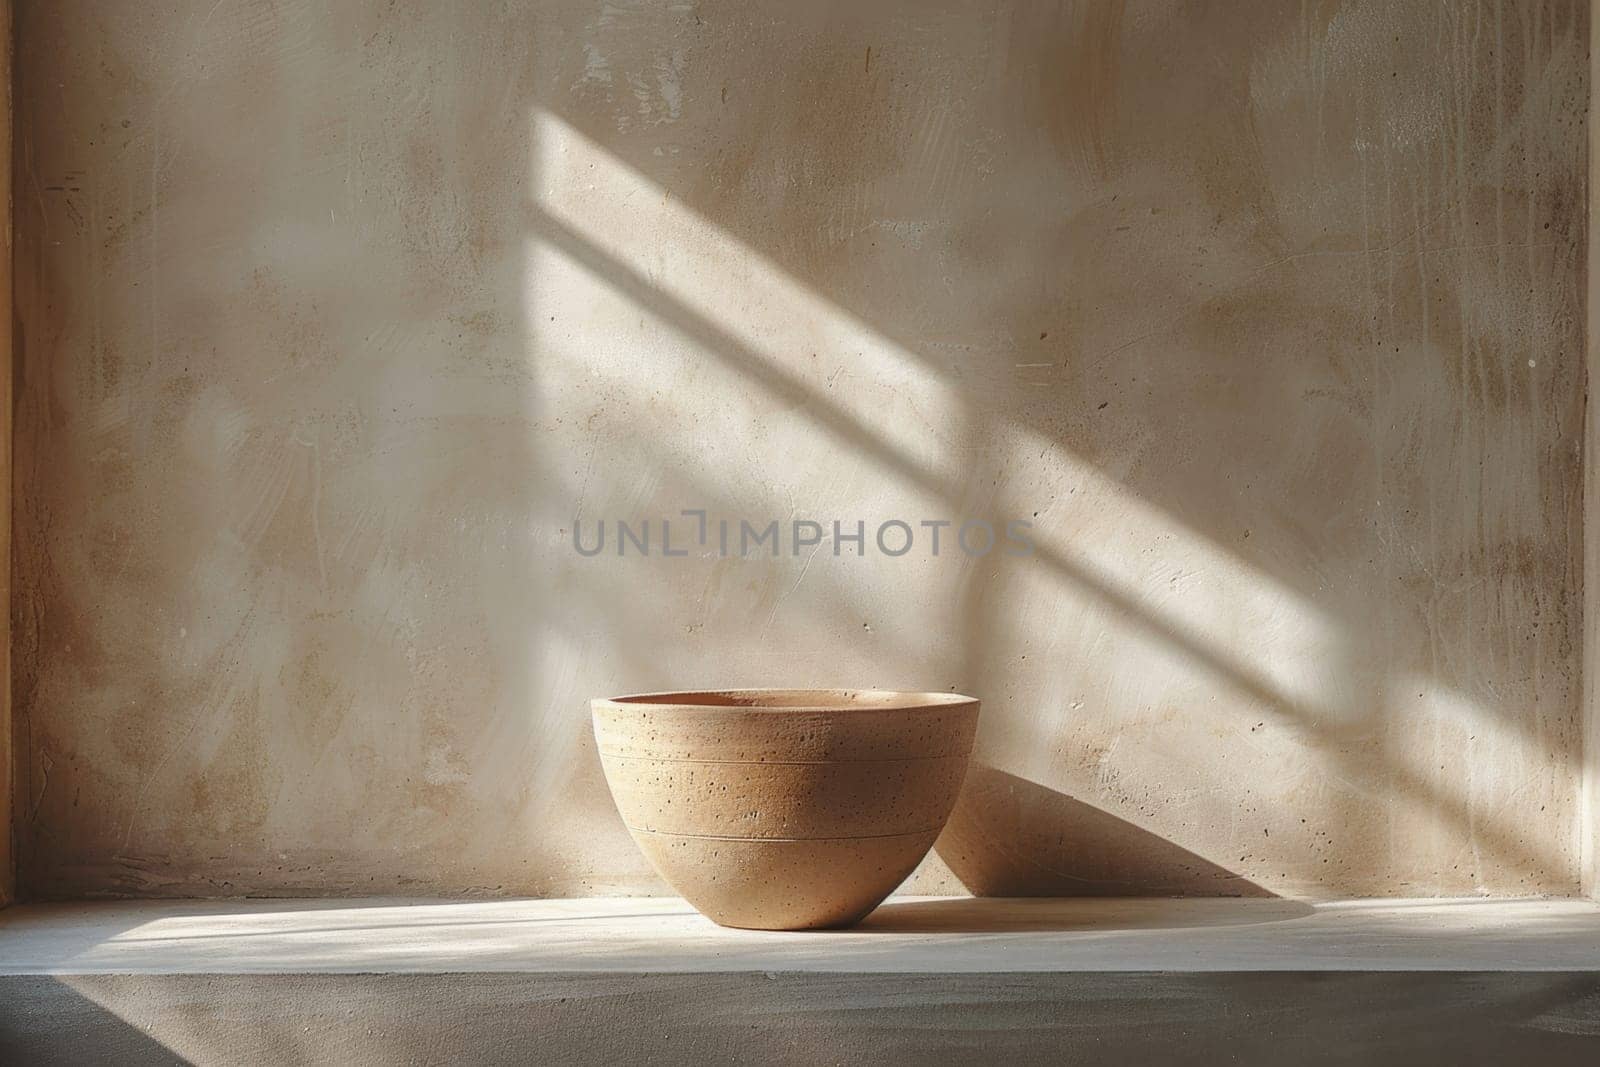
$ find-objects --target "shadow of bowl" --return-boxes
[936,764,1281,898]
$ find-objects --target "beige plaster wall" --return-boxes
[12,0,1589,899]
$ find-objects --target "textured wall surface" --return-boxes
[12,0,1589,899]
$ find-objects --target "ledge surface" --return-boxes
[4,895,1600,974]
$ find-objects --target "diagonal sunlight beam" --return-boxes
[529,190,1333,729]
[524,112,1337,735]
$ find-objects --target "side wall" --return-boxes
[0,0,13,908]
[12,1,1591,900]
[1585,5,1600,901]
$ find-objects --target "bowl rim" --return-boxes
[593,688,978,713]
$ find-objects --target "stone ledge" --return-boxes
[5,897,1600,1065]
[3,895,1599,974]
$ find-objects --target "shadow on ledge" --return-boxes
[860,895,1312,934]
[935,765,1280,898]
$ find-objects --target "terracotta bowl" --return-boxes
[592,689,980,930]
